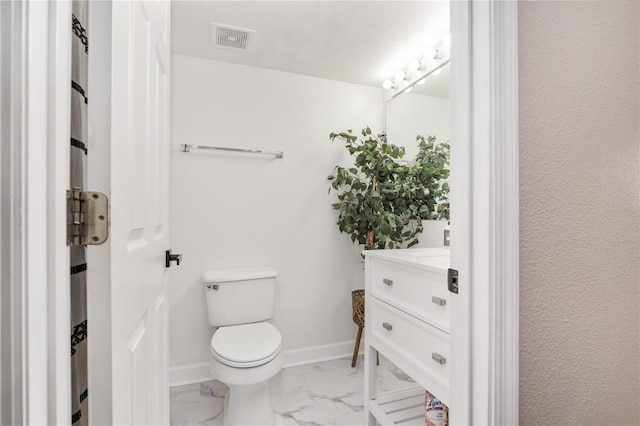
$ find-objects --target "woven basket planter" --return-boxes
[350,289,376,367]
[351,289,365,327]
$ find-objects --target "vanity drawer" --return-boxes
[370,298,450,391]
[370,258,450,333]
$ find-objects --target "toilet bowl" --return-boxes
[209,323,284,425]
[203,268,283,426]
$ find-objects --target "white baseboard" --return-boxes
[169,340,359,388]
[169,362,214,388]
[281,340,356,369]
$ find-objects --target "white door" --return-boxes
[109,0,171,423]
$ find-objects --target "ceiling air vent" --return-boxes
[210,23,255,52]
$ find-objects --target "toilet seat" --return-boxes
[211,322,281,368]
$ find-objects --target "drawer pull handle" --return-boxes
[382,278,393,286]
[432,296,447,306]
[432,353,447,365]
[382,322,393,331]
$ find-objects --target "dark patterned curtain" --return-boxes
[70,1,88,424]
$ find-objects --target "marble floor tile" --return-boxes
[170,355,417,426]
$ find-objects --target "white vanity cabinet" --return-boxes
[363,248,452,425]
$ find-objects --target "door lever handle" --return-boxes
[165,249,182,268]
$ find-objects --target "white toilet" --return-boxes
[203,267,283,426]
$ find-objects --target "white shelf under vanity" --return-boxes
[363,248,452,425]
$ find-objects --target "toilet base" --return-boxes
[210,352,283,426]
[223,381,274,426]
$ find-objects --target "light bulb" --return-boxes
[443,33,451,48]
[432,68,442,76]
[408,60,420,71]
[404,85,413,93]
[394,70,407,81]
[382,80,396,90]
[425,47,440,59]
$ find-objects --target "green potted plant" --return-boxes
[328,129,450,251]
[409,135,450,246]
[328,128,449,366]
[411,135,450,220]
[328,128,425,251]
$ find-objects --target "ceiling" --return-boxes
[171,1,450,98]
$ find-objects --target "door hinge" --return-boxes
[67,188,109,246]
[448,268,459,294]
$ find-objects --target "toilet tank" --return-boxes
[203,267,277,327]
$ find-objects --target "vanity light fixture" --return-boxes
[394,70,408,81]
[408,59,421,71]
[381,33,450,93]
[382,80,398,90]
[425,47,442,60]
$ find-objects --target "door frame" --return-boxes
[85,1,114,423]
[452,1,519,424]
[7,0,518,423]
[1,0,71,424]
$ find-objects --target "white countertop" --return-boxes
[363,247,450,272]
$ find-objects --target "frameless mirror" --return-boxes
[384,62,451,161]
[384,60,451,248]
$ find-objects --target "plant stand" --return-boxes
[351,289,378,367]
[351,290,365,367]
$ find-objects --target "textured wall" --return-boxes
[519,1,639,424]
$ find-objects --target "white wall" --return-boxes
[385,92,450,161]
[169,55,384,372]
[519,1,639,423]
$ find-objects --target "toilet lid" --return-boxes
[211,322,282,368]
